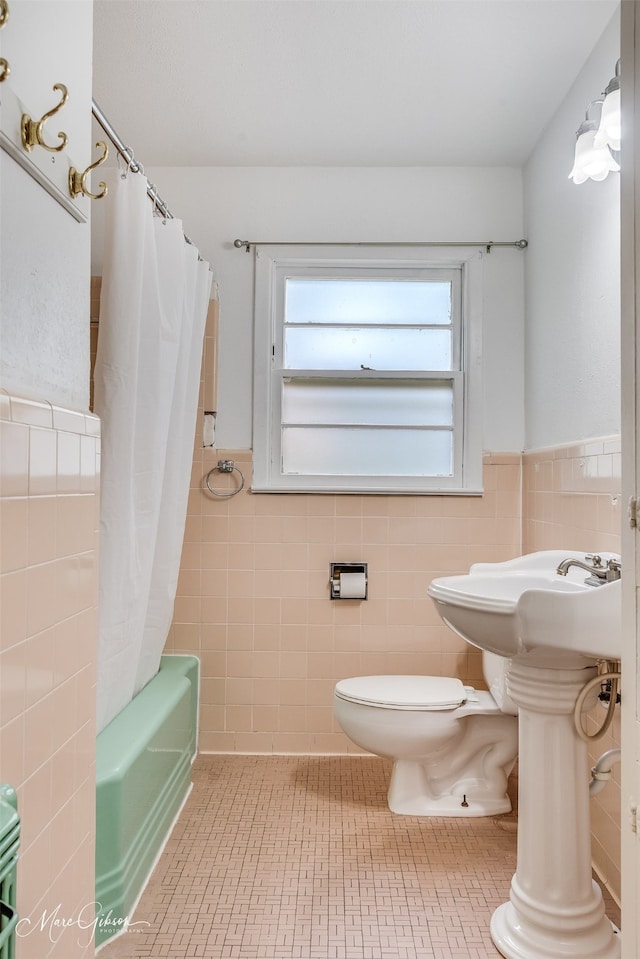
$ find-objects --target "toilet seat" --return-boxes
[334,675,467,711]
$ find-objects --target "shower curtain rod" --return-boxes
[233,238,528,253]
[91,99,196,249]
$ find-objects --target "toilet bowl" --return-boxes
[333,651,518,817]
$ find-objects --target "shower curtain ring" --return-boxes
[148,182,163,217]
[119,146,135,178]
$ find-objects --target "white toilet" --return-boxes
[333,651,518,817]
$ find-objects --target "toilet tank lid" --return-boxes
[334,675,467,710]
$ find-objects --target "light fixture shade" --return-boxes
[569,127,620,184]
[594,60,621,152]
[594,87,621,151]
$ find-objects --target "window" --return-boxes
[253,245,483,493]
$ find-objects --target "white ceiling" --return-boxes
[92,0,619,168]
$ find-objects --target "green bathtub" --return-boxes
[95,655,199,947]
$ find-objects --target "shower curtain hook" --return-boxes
[156,195,168,224]
[148,182,160,215]
[119,146,135,178]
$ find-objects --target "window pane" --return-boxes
[282,427,453,476]
[284,327,452,371]
[285,279,451,325]
[282,379,453,426]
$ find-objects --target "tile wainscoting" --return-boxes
[166,450,523,755]
[0,390,99,959]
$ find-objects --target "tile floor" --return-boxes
[97,754,620,959]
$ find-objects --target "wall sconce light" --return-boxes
[595,58,621,152]
[569,99,620,185]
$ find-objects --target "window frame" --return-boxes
[252,244,483,494]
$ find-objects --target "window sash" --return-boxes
[277,267,462,372]
[269,370,465,491]
[280,373,461,479]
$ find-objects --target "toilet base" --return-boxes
[387,758,514,818]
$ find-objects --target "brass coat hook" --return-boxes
[21,82,69,153]
[0,1,10,82]
[69,140,109,200]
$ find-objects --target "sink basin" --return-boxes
[428,550,621,662]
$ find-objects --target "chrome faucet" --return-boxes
[556,554,621,586]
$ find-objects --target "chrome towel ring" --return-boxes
[204,459,245,498]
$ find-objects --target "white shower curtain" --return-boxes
[94,170,212,734]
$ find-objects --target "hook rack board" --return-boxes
[0,84,88,222]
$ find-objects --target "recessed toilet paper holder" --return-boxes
[330,563,368,600]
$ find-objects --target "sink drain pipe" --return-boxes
[589,748,621,797]
[571,662,622,797]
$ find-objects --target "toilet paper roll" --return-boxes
[339,572,367,599]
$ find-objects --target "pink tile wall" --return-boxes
[523,438,622,904]
[523,438,621,555]
[0,390,99,959]
[169,450,522,755]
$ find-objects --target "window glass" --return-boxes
[285,278,452,325]
[284,328,452,371]
[282,379,454,426]
[282,426,453,476]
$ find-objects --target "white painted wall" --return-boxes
[98,166,526,451]
[0,0,93,410]
[523,10,620,450]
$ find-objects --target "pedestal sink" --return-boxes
[428,550,622,959]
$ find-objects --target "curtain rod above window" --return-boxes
[233,238,528,253]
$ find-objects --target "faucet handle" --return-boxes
[585,554,603,567]
[607,558,621,574]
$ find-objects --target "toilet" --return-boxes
[333,651,518,817]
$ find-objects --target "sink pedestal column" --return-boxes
[490,655,620,959]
